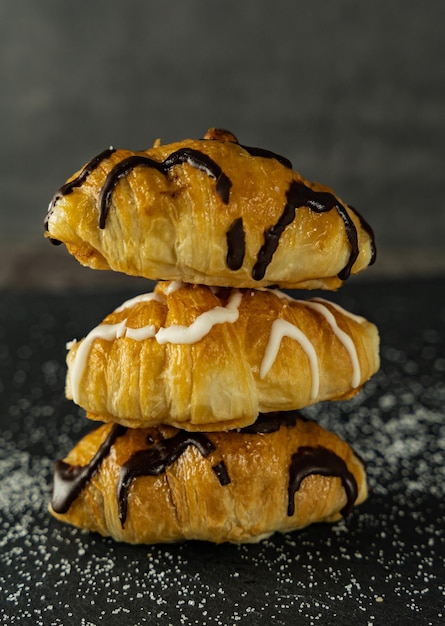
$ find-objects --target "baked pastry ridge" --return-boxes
[44,129,376,290]
[64,281,380,430]
[49,411,367,544]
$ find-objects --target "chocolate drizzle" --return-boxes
[252,180,360,282]
[287,446,358,517]
[226,217,246,270]
[98,155,163,228]
[117,431,218,526]
[51,413,362,531]
[211,460,231,486]
[51,424,126,515]
[44,147,116,242]
[241,145,293,169]
[59,148,116,197]
[99,147,232,229]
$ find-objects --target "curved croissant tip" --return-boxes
[204,128,239,143]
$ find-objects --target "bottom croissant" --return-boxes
[49,411,367,544]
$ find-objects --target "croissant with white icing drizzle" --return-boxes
[65,281,379,431]
[44,129,376,290]
[49,411,367,544]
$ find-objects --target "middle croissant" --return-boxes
[66,281,379,431]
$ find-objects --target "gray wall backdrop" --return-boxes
[1,0,444,287]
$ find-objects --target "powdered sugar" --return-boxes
[1,282,444,625]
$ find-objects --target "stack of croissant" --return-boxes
[44,129,379,544]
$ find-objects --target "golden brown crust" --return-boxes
[44,131,375,290]
[65,282,380,430]
[49,416,367,544]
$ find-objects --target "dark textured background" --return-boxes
[1,0,444,287]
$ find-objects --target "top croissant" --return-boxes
[44,128,376,290]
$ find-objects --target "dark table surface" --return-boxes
[1,277,444,625]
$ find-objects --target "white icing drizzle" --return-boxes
[68,289,243,403]
[156,289,242,344]
[272,289,365,323]
[260,289,362,391]
[164,280,184,295]
[70,320,127,404]
[270,288,295,301]
[124,325,156,341]
[303,300,362,388]
[276,285,365,326]
[260,319,320,400]
[312,297,366,324]
[114,291,164,313]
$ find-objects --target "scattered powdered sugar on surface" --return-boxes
[0,282,444,625]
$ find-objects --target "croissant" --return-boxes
[44,129,376,290]
[49,411,367,544]
[65,281,380,431]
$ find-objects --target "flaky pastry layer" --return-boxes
[44,129,375,290]
[65,281,380,430]
[49,412,367,544]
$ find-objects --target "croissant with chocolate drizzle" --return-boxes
[64,281,380,431]
[44,129,376,290]
[49,411,367,544]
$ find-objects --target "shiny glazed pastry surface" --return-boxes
[44,129,376,290]
[65,281,380,430]
[49,412,367,544]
